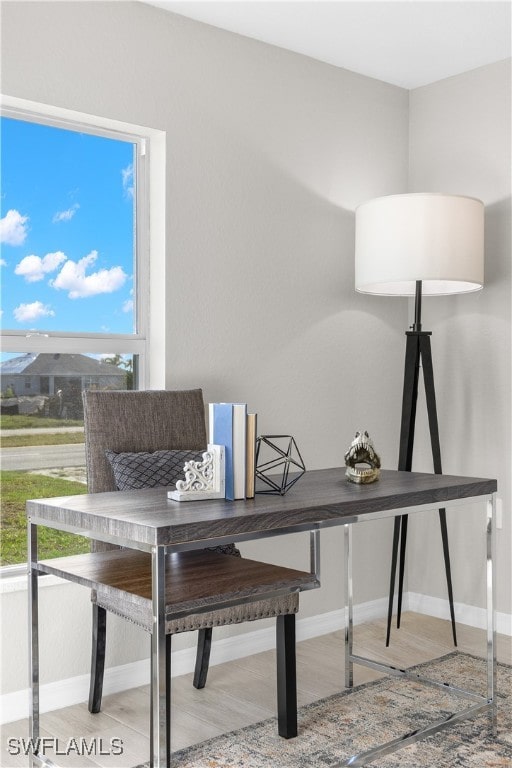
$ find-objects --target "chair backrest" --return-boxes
[82,389,207,494]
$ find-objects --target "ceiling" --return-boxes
[145,1,511,89]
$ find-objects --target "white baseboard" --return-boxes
[2,594,510,725]
[407,591,512,637]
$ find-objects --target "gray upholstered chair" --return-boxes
[82,388,303,742]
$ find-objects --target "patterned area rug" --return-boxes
[136,652,511,768]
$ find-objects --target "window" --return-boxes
[1,112,147,344]
[0,104,155,568]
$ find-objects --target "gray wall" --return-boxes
[407,59,511,618]
[1,1,408,693]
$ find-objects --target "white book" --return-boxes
[232,403,247,499]
[208,402,215,444]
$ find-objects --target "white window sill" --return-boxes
[0,567,67,594]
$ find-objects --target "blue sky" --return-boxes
[0,117,135,335]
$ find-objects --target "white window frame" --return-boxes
[0,96,166,579]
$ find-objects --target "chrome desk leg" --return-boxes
[344,523,353,689]
[310,529,321,582]
[27,520,39,767]
[487,495,497,736]
[340,501,496,767]
[150,547,167,767]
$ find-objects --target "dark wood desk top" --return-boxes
[27,468,496,549]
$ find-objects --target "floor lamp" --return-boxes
[354,193,485,647]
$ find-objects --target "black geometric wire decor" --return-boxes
[255,435,306,495]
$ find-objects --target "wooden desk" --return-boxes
[27,468,497,767]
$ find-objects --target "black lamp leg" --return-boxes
[386,329,420,646]
[396,514,408,629]
[387,281,457,647]
[439,509,458,645]
[386,516,401,647]
[420,332,457,646]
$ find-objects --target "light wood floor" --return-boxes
[2,613,510,768]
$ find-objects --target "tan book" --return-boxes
[245,413,257,498]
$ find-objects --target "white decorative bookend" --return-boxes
[168,444,225,501]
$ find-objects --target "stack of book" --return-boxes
[208,403,257,500]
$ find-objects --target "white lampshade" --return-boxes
[355,193,484,296]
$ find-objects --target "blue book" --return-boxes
[209,403,234,500]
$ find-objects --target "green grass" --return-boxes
[1,432,85,448]
[0,414,84,430]
[1,471,89,566]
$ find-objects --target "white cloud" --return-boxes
[53,203,80,223]
[122,164,134,199]
[15,251,66,282]
[13,301,55,323]
[0,209,29,246]
[51,250,127,299]
[0,259,7,267]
